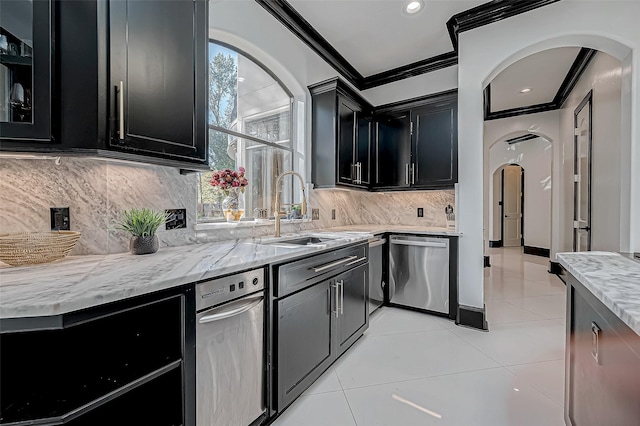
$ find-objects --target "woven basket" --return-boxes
[0,231,81,266]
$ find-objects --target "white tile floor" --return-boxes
[272,247,566,426]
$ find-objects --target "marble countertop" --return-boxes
[319,225,461,236]
[557,251,640,336]
[0,231,372,319]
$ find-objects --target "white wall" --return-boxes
[489,138,552,249]
[458,0,639,309]
[559,52,623,253]
[483,110,561,256]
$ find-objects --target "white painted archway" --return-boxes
[487,134,553,255]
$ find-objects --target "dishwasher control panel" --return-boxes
[196,268,265,311]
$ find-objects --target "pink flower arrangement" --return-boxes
[210,167,249,193]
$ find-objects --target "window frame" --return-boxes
[199,39,296,224]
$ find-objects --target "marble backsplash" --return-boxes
[0,157,454,255]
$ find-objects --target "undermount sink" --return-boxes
[262,236,336,246]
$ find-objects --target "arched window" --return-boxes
[198,41,294,221]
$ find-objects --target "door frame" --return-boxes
[573,90,593,251]
[500,164,524,247]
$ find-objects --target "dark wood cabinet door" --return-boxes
[411,99,457,188]
[0,0,54,144]
[374,113,411,188]
[337,97,357,185]
[276,281,334,411]
[109,0,207,163]
[356,115,371,186]
[568,284,640,426]
[336,264,368,357]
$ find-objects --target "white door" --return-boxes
[503,165,523,247]
[574,93,592,252]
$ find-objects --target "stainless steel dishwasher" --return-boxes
[196,269,265,426]
[389,235,449,314]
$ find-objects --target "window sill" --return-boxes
[194,218,312,231]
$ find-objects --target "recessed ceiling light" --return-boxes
[519,88,532,94]
[404,0,424,15]
[237,77,245,83]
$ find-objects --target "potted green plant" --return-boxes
[114,208,170,255]
[290,204,302,219]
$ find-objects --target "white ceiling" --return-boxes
[489,47,582,111]
[288,0,485,76]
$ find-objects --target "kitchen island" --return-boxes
[557,251,640,426]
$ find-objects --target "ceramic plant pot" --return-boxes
[129,235,159,255]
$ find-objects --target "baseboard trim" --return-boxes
[549,261,567,283]
[489,240,503,248]
[456,305,488,331]
[524,245,550,258]
[484,255,491,268]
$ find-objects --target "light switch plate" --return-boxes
[417,208,424,217]
[331,209,336,220]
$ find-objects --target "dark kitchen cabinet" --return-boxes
[275,280,335,410]
[271,243,369,416]
[108,0,208,162]
[374,112,411,187]
[310,78,373,189]
[335,264,369,357]
[0,0,55,143]
[566,272,640,426]
[373,90,458,191]
[411,101,457,187]
[0,287,195,426]
[1,0,209,170]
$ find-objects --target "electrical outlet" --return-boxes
[312,208,320,220]
[165,209,187,230]
[331,209,336,220]
[417,207,424,218]
[50,207,70,230]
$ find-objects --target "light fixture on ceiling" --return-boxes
[519,87,532,94]
[404,0,424,15]
[237,77,245,83]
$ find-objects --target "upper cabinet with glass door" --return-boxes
[0,0,54,143]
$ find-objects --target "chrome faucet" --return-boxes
[274,171,307,237]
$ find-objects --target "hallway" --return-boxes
[272,247,567,426]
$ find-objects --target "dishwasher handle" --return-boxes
[369,238,386,248]
[198,294,263,323]
[390,238,447,248]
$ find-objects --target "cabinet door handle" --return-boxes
[357,162,362,184]
[405,163,409,185]
[592,322,601,364]
[411,163,415,185]
[331,282,339,317]
[118,81,124,140]
[338,279,344,315]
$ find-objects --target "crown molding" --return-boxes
[257,0,560,90]
[446,0,561,50]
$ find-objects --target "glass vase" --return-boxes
[221,188,245,222]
